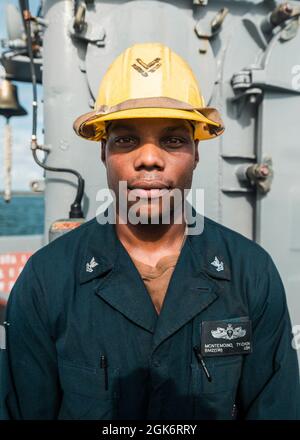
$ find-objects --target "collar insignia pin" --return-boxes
[86,257,99,273]
[211,256,224,272]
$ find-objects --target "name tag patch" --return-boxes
[201,317,252,357]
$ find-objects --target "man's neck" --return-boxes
[115,218,187,267]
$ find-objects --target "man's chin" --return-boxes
[127,203,185,226]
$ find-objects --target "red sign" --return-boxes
[0,252,32,305]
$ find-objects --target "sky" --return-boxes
[0,0,43,191]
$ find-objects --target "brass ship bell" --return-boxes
[0,79,27,119]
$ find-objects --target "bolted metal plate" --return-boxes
[85,0,216,105]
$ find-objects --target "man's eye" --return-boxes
[162,137,186,147]
[114,136,137,146]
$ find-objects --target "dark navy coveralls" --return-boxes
[1,213,299,419]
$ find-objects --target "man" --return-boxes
[1,43,299,420]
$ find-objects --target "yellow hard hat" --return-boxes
[73,42,225,141]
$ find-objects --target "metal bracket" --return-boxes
[231,66,300,104]
[30,179,45,193]
[195,7,228,39]
[70,22,106,46]
[236,157,273,194]
[243,4,300,50]
[261,2,300,41]
[70,2,106,46]
[232,67,300,93]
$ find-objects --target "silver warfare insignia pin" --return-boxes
[210,256,224,272]
[211,323,246,340]
[86,257,99,273]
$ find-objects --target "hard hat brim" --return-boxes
[73,106,225,141]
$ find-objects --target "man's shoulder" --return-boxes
[201,215,271,271]
[29,217,101,272]
[202,214,263,249]
[200,216,283,312]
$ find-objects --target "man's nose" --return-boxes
[133,141,165,170]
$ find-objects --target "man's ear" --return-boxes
[101,139,106,165]
[193,139,199,169]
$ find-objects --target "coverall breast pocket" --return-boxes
[191,356,243,419]
[58,359,120,420]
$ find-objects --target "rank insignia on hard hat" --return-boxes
[132,57,162,76]
[73,42,225,142]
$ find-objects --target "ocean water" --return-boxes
[0,195,44,236]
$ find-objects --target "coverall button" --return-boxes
[152,360,161,367]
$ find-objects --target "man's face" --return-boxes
[101,118,199,223]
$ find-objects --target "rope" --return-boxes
[3,119,12,203]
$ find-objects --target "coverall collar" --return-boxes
[79,207,231,349]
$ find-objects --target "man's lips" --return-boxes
[128,188,170,199]
[127,181,172,199]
